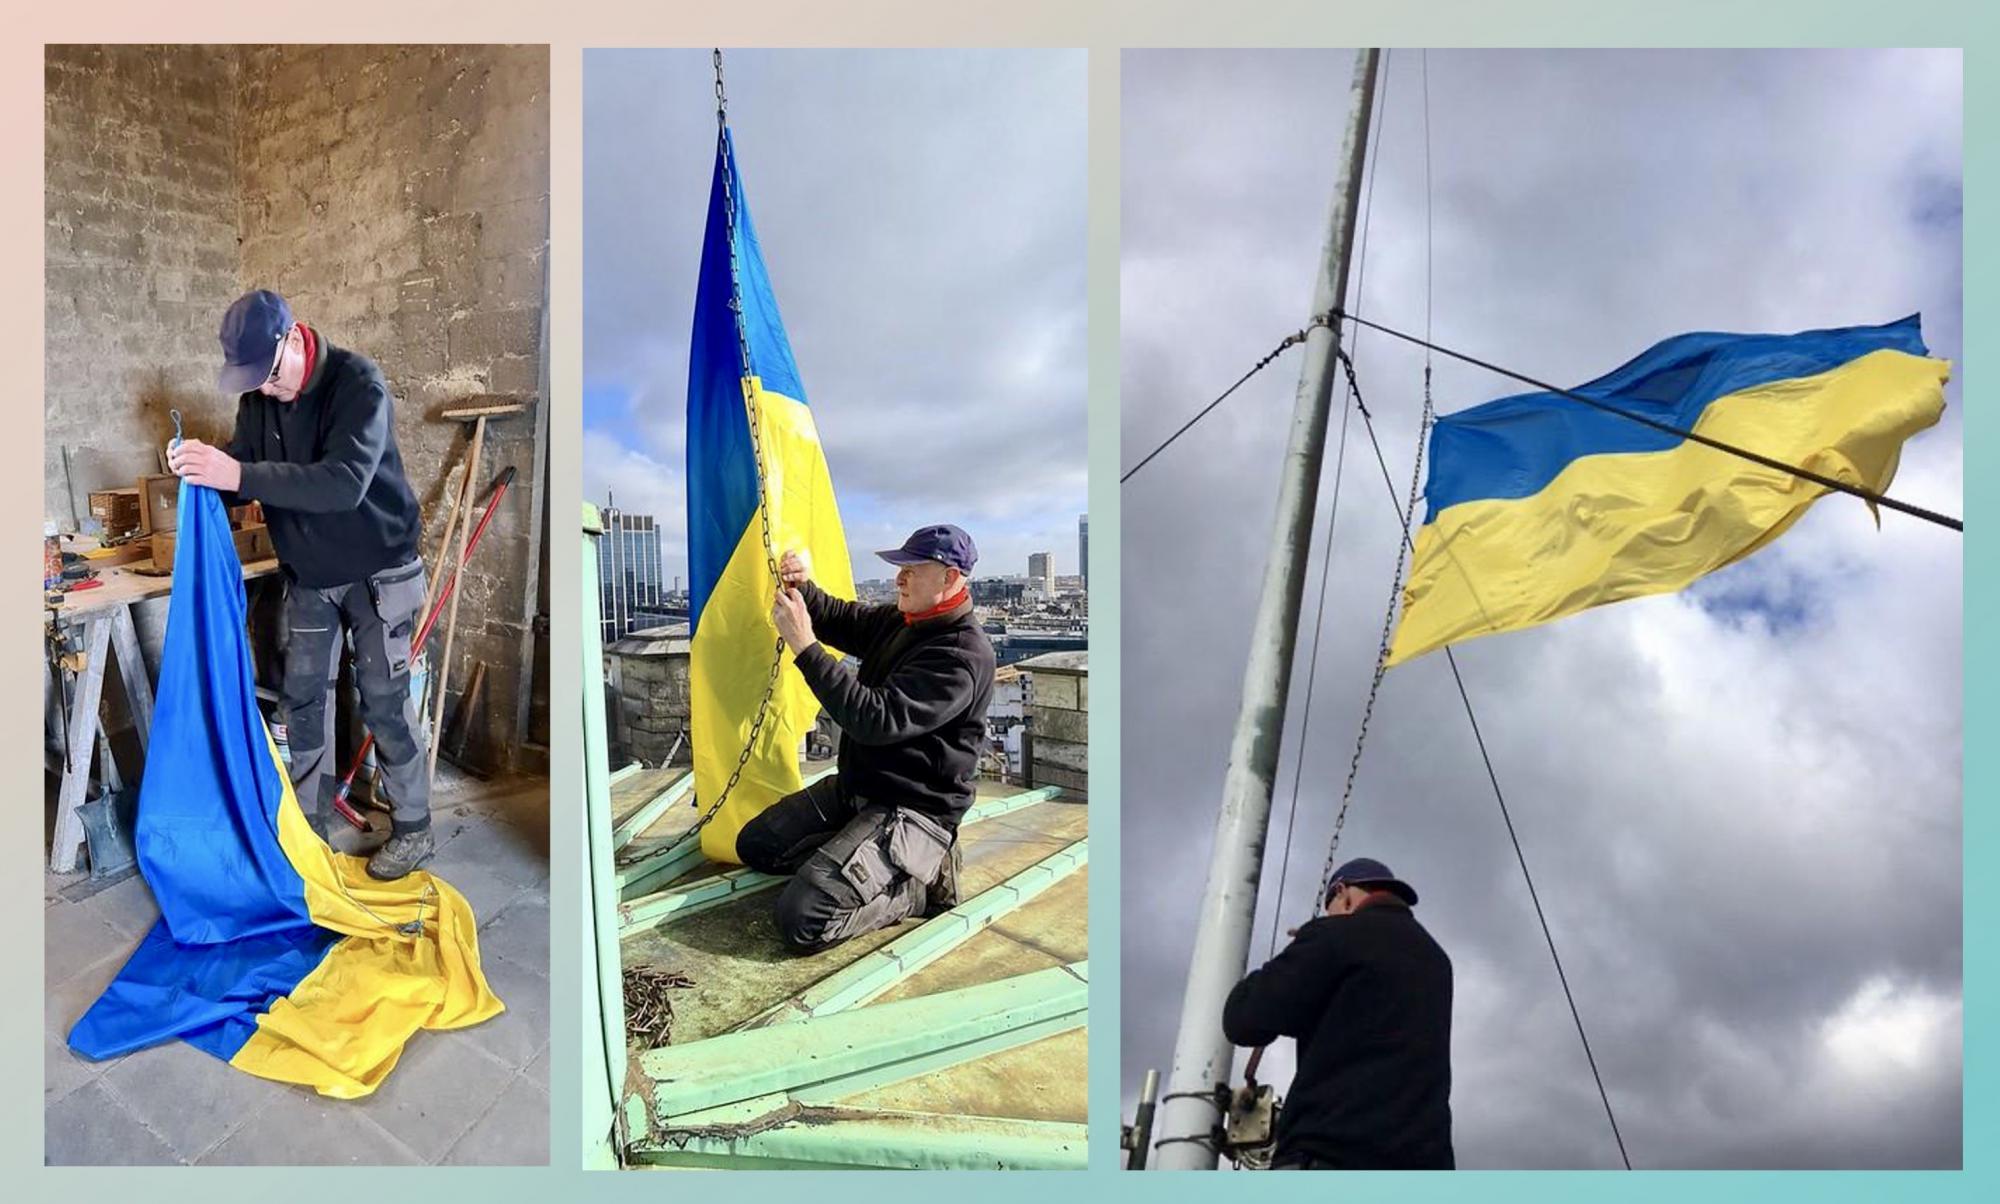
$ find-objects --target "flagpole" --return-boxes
[1150,47,1380,1171]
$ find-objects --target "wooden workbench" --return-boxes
[44,556,282,873]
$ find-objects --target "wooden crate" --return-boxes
[87,488,142,541]
[238,524,275,563]
[150,523,274,572]
[138,474,179,534]
[82,541,153,569]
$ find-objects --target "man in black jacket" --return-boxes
[1222,857,1454,1169]
[168,289,435,881]
[742,523,997,951]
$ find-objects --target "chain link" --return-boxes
[1318,355,1433,901]
[325,855,438,938]
[712,47,726,125]
[680,49,789,848]
[1254,312,1334,377]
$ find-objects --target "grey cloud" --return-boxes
[1121,49,1960,1169]
[584,49,1087,583]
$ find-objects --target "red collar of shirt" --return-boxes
[903,585,971,626]
[296,323,319,389]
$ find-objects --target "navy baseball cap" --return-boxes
[217,289,292,394]
[877,524,978,574]
[1326,857,1418,907]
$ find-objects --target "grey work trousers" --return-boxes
[736,775,954,952]
[282,558,431,827]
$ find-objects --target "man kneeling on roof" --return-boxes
[745,524,997,952]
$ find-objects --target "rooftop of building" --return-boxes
[606,761,1087,1169]
[608,624,692,656]
[1016,650,1089,674]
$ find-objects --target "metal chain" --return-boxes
[684,49,788,846]
[320,843,438,938]
[712,47,727,125]
[1255,315,1334,377]
[1318,354,1432,901]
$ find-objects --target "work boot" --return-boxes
[367,826,434,880]
[304,805,335,844]
[924,841,962,917]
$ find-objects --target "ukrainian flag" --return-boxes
[1387,315,1949,666]
[68,480,501,1097]
[687,127,852,864]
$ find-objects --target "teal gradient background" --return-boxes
[4,0,1993,1199]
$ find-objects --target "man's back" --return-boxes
[1222,898,1454,1168]
[228,339,421,587]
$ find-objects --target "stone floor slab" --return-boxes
[348,1034,519,1163]
[76,872,162,940]
[198,1086,422,1166]
[101,1037,265,1163]
[44,1031,102,1106]
[430,856,528,926]
[438,1073,549,1166]
[456,778,550,838]
[462,947,548,1069]
[45,900,130,988]
[46,950,126,1045]
[480,890,549,977]
[436,817,546,890]
[45,1079,178,1166]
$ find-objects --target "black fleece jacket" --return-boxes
[790,580,996,825]
[224,334,422,588]
[1223,897,1454,1169]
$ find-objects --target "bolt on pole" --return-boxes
[1150,47,1380,1171]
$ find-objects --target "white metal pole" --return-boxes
[1151,47,1380,1171]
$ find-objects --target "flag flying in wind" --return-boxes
[687,126,853,864]
[68,479,501,1097]
[1387,315,1950,666]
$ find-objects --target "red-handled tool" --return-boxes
[330,465,517,831]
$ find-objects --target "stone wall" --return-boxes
[1022,654,1088,800]
[611,651,691,768]
[234,45,549,770]
[44,44,550,768]
[44,45,241,528]
[44,45,245,675]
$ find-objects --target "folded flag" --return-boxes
[686,126,852,864]
[68,479,501,1098]
[1387,315,1949,666]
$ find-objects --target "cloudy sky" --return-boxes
[583,49,1086,588]
[1121,49,1961,1169]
